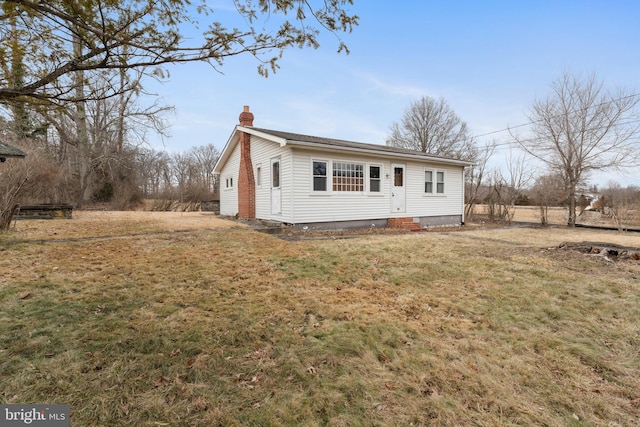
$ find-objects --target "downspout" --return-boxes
[461,167,466,225]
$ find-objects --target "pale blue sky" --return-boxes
[147,1,640,187]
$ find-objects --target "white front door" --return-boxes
[270,157,281,215]
[391,163,406,213]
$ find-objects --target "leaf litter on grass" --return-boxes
[0,212,639,426]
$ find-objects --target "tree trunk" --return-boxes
[0,204,20,231]
[567,184,577,227]
[539,204,548,226]
[116,51,127,154]
[8,13,31,139]
[73,32,91,208]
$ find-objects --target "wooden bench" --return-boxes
[14,204,73,220]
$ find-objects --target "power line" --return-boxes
[472,92,640,140]
[474,116,640,154]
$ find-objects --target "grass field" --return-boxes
[1,212,639,426]
[475,204,640,229]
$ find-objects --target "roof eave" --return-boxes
[213,126,290,174]
[213,126,241,173]
[0,143,27,159]
[237,126,288,146]
[285,140,473,167]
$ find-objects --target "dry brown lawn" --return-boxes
[476,204,640,228]
[1,211,639,426]
[10,210,243,240]
[506,205,570,224]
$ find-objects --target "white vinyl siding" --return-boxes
[290,149,465,224]
[250,135,293,221]
[255,164,262,187]
[292,151,387,223]
[406,163,461,215]
[218,143,240,216]
[217,130,466,224]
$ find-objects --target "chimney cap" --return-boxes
[239,105,254,127]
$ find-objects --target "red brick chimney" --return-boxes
[237,105,256,219]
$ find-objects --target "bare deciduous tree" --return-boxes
[0,144,61,230]
[464,140,496,220]
[484,152,532,224]
[190,144,221,197]
[512,72,640,226]
[2,1,356,211]
[530,173,566,226]
[36,64,172,208]
[386,96,477,161]
[136,148,171,198]
[600,181,640,231]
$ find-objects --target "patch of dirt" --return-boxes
[555,241,640,262]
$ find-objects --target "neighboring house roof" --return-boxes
[0,141,27,161]
[215,126,473,173]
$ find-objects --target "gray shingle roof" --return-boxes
[249,127,472,165]
[0,141,27,159]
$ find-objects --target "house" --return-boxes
[213,106,473,230]
[0,141,27,162]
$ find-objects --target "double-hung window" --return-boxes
[425,169,445,194]
[313,160,328,191]
[369,165,381,193]
[436,171,445,194]
[425,170,434,194]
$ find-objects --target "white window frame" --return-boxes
[311,159,329,193]
[311,160,384,195]
[225,176,234,190]
[425,168,446,195]
[332,161,365,193]
[368,164,383,194]
[424,169,434,194]
[436,170,446,194]
[255,164,262,188]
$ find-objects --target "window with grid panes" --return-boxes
[332,162,364,192]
